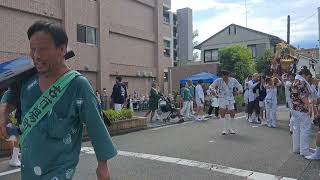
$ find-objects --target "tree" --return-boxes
[219,45,256,83]
[256,49,273,76]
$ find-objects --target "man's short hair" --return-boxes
[116,76,122,82]
[220,70,230,76]
[198,79,203,84]
[298,68,312,77]
[27,20,68,47]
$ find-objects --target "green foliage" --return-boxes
[235,95,244,108]
[219,45,256,83]
[256,49,273,76]
[103,109,133,122]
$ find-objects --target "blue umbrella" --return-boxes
[180,72,219,84]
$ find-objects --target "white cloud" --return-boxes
[171,0,243,12]
[172,0,319,48]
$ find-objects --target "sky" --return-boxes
[171,0,320,49]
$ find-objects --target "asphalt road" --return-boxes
[1,107,319,180]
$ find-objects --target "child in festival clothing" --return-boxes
[264,77,278,128]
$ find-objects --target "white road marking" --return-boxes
[80,147,296,180]
[0,168,20,177]
[151,115,247,131]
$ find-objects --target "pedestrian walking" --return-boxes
[195,80,205,121]
[101,88,108,110]
[264,77,278,128]
[209,70,243,135]
[180,83,192,121]
[247,74,260,123]
[187,80,196,115]
[111,76,127,112]
[253,75,267,125]
[282,73,295,132]
[0,20,117,179]
[145,82,162,122]
[291,68,313,157]
[207,88,219,118]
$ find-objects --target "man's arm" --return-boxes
[78,77,117,180]
[0,89,18,137]
[111,85,116,100]
[124,85,128,99]
[234,79,243,94]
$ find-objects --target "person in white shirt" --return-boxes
[207,88,219,118]
[246,74,260,123]
[243,75,252,120]
[209,70,243,135]
[265,75,282,127]
[283,73,295,133]
[195,80,205,121]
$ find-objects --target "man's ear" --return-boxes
[58,45,67,58]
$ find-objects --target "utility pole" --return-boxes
[245,0,248,27]
[318,7,320,59]
[287,15,290,44]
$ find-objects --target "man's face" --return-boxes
[29,31,65,75]
[289,75,295,81]
[306,74,312,82]
[222,75,228,81]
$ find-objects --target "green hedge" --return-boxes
[103,109,133,122]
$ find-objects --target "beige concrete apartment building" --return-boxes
[0,0,173,96]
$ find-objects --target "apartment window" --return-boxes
[163,6,170,24]
[164,72,169,82]
[248,44,257,58]
[77,24,97,45]
[164,39,171,58]
[204,49,219,62]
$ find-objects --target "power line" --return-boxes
[291,12,317,24]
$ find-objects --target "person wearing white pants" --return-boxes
[209,70,243,135]
[264,77,278,128]
[180,83,192,121]
[290,68,313,157]
[283,73,295,133]
[195,80,205,121]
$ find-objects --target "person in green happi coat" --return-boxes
[145,82,162,122]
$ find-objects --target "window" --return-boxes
[163,6,170,24]
[204,49,219,62]
[77,24,97,45]
[164,72,168,82]
[248,44,257,58]
[77,25,86,43]
[163,39,171,58]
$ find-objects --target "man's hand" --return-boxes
[0,122,8,139]
[96,161,110,180]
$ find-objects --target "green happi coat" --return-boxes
[1,74,117,180]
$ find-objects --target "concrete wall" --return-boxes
[169,63,219,93]
[0,6,61,63]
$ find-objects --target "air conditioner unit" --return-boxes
[149,72,153,77]
[143,71,148,77]
[136,71,141,77]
